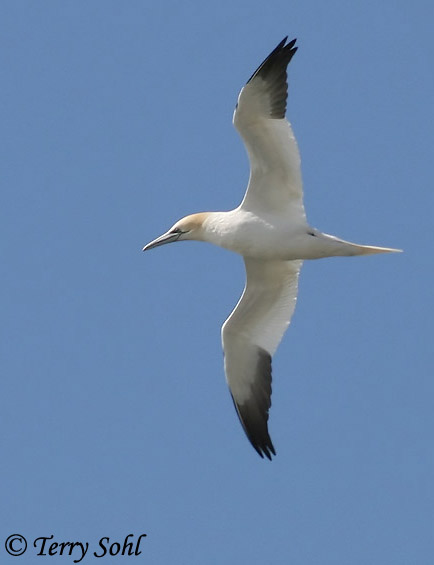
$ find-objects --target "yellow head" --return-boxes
[142,213,210,251]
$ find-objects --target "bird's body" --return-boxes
[143,38,400,460]
[185,209,394,260]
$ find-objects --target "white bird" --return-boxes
[143,37,400,460]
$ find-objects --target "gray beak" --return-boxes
[142,231,181,251]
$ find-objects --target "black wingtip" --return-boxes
[234,398,276,461]
[231,349,276,461]
[277,36,288,49]
[253,441,276,461]
[246,36,298,85]
[230,345,276,461]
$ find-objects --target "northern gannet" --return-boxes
[143,37,400,460]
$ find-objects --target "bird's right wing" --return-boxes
[221,258,302,459]
[233,38,305,220]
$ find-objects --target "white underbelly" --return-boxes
[220,223,320,260]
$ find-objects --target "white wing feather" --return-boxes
[221,259,302,458]
[233,38,305,219]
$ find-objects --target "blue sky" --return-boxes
[1,1,433,563]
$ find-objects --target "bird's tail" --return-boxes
[352,244,403,255]
[321,232,402,257]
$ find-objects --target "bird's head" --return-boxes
[142,213,210,251]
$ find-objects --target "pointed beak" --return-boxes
[142,231,181,251]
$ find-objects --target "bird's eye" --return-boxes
[171,227,183,234]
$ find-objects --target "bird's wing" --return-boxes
[233,37,305,220]
[221,258,302,459]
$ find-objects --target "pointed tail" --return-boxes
[353,244,403,255]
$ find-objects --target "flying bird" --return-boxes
[143,37,400,460]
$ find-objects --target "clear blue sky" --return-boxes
[1,1,433,564]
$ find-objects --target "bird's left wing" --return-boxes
[221,258,302,459]
[233,37,305,219]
